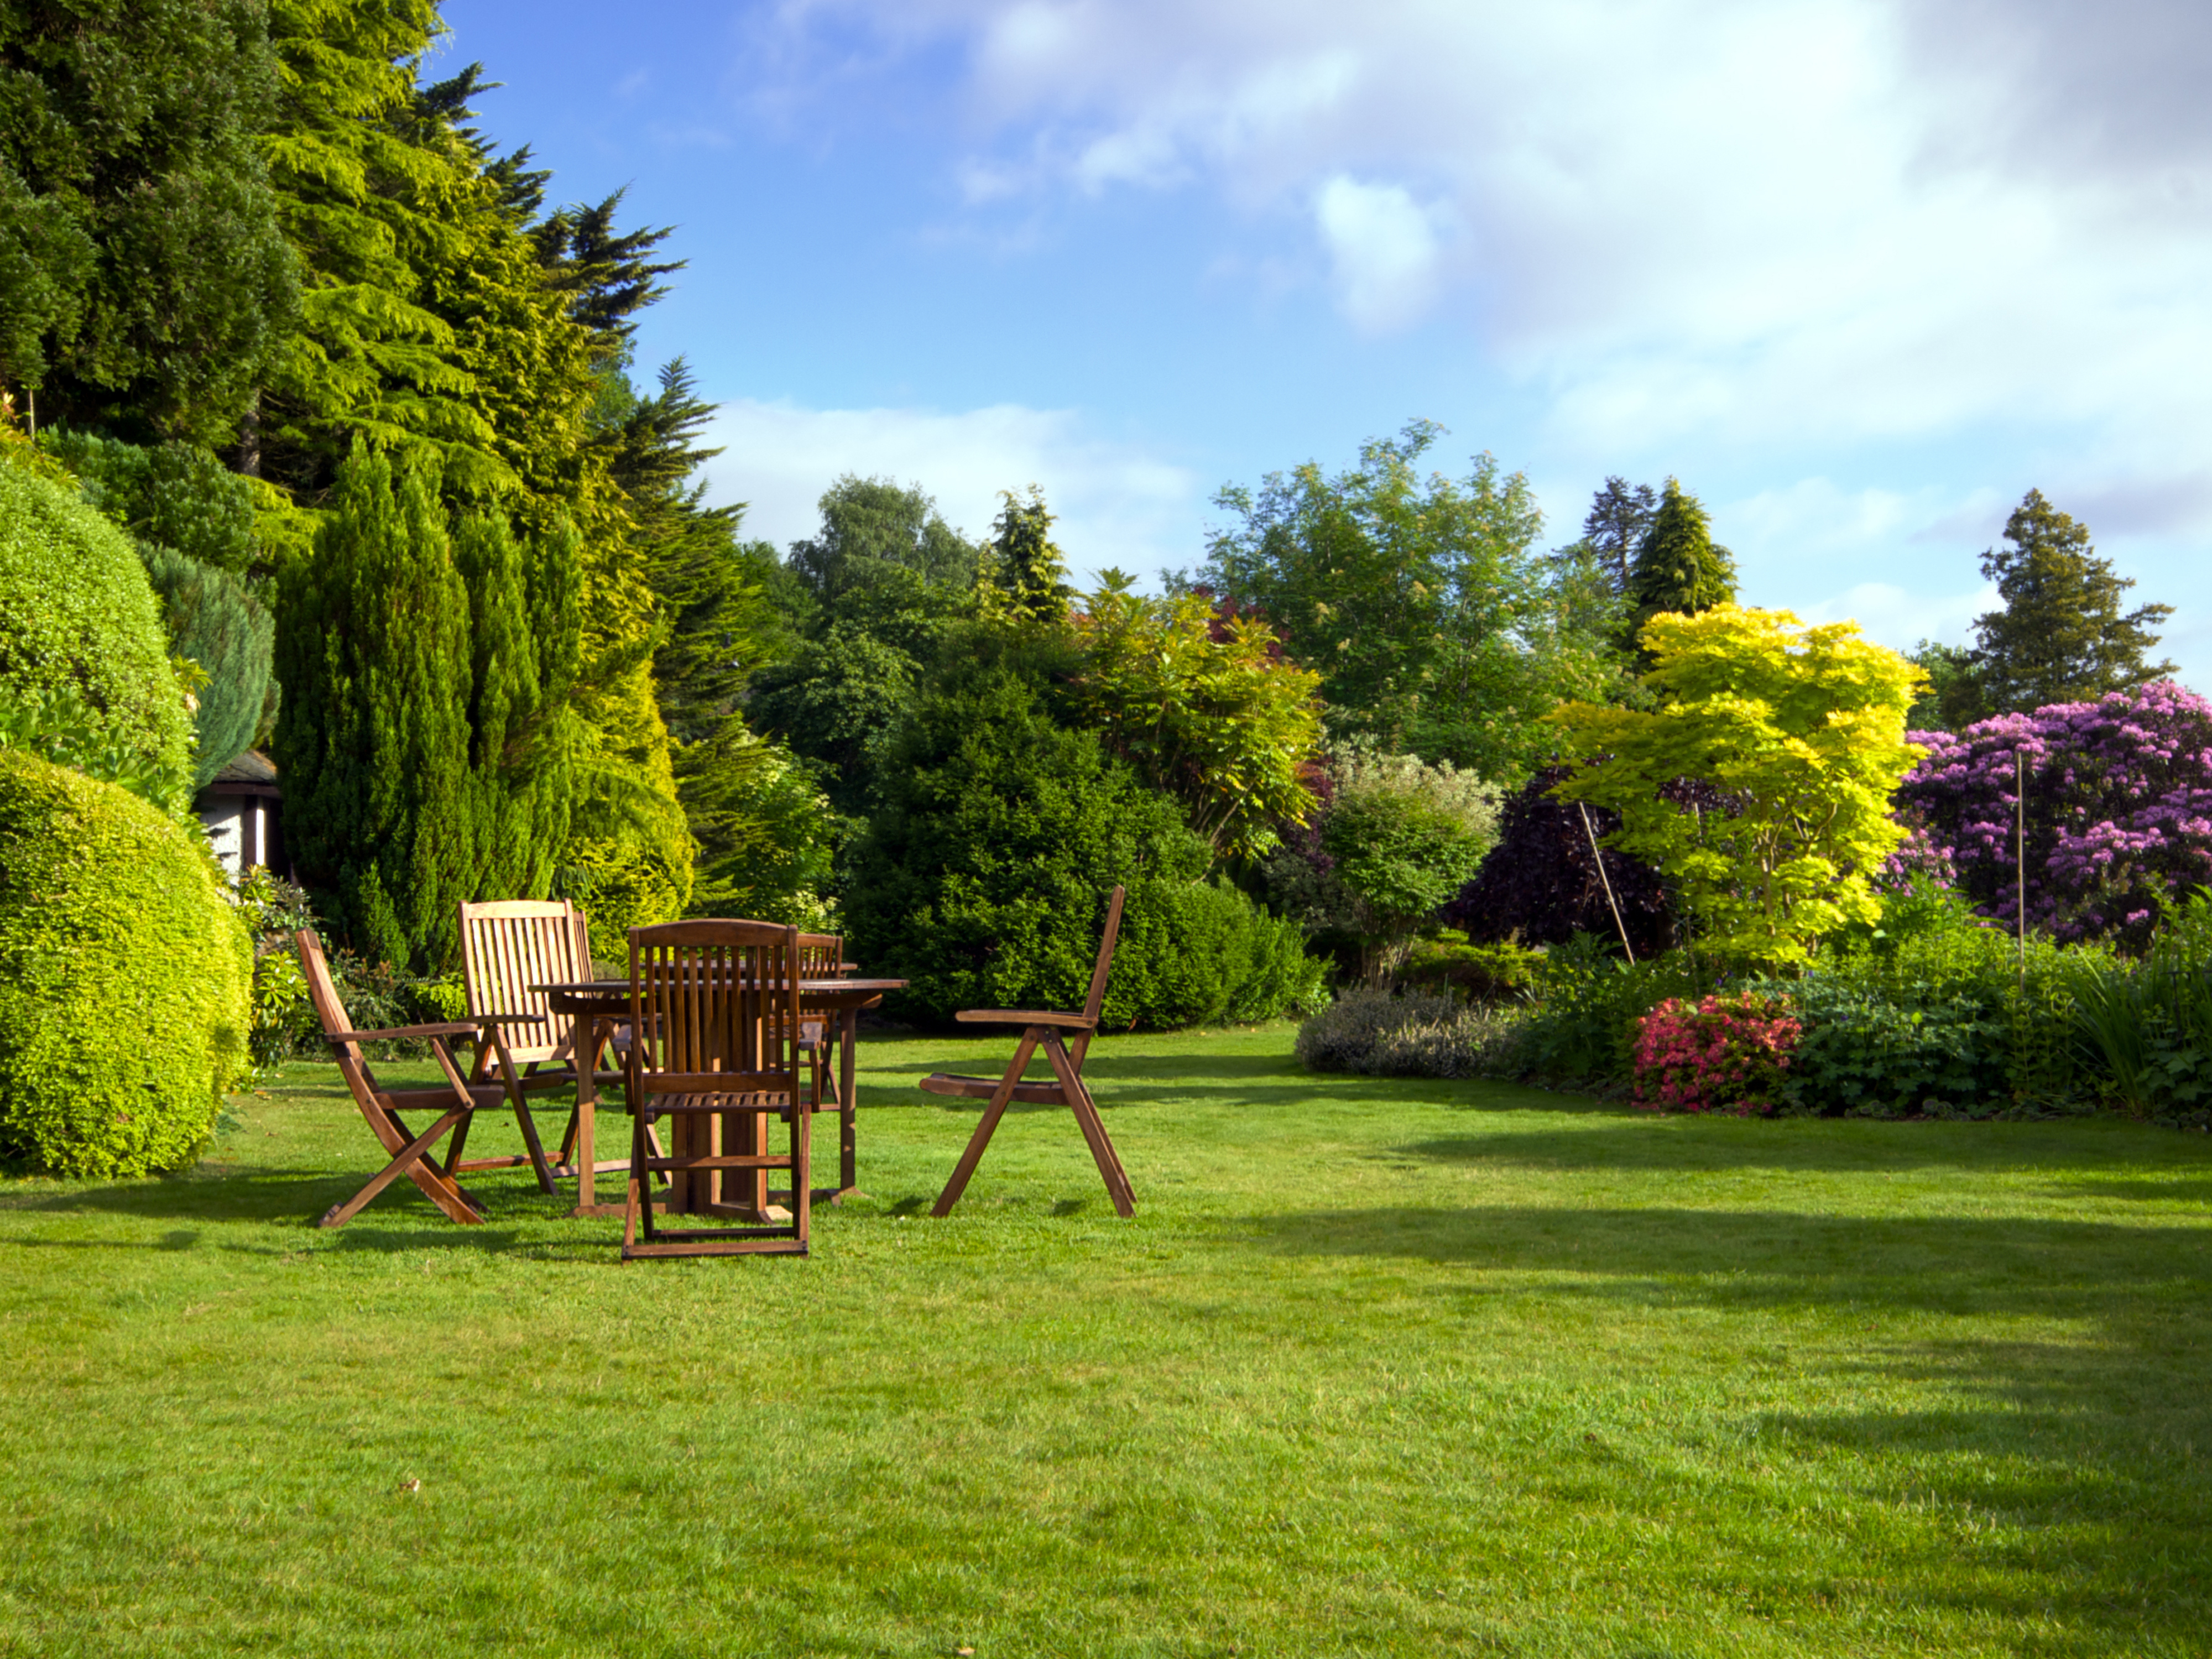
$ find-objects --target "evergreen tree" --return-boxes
[0,0,298,444]
[1905,639,1983,732]
[1626,477,1736,645]
[1968,489,2175,713]
[138,544,273,789]
[1580,476,1656,594]
[789,473,979,603]
[988,485,1072,622]
[272,445,471,970]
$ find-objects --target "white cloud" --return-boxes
[698,399,1201,581]
[1312,175,1448,335]
[756,0,2212,515]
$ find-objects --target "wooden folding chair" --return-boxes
[922,886,1134,1218]
[458,898,629,1182]
[622,920,811,1260]
[296,930,556,1227]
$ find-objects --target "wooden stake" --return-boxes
[1578,801,1635,965]
[2016,747,2027,985]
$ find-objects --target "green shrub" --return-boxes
[1508,935,1707,1083]
[40,430,259,573]
[1296,988,1521,1079]
[2067,894,2212,1127]
[846,667,1322,1028]
[0,450,192,811]
[139,542,273,788]
[1400,930,1544,1003]
[0,749,249,1175]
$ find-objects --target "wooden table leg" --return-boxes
[839,1005,859,1194]
[570,1015,609,1218]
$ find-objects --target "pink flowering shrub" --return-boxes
[1897,682,2212,952]
[1631,992,1802,1115]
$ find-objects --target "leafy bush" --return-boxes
[1295,988,1521,1079]
[2066,894,2212,1127]
[0,448,192,812]
[40,430,260,573]
[1767,886,2092,1117]
[1632,992,1800,1114]
[845,667,1321,1028]
[139,542,273,787]
[1399,930,1545,1003]
[0,749,250,1175]
[1507,935,1709,1083]
[1900,684,2212,952]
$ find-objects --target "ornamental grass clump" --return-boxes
[1631,991,1801,1115]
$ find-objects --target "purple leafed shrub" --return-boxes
[1897,681,2212,951]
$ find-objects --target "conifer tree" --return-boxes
[0,0,298,442]
[273,445,472,970]
[1626,477,1737,646]
[1968,489,2175,713]
[989,485,1072,622]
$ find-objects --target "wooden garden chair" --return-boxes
[921,886,1134,1218]
[296,930,556,1228]
[458,898,630,1180]
[622,920,811,1260]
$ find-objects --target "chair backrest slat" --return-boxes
[1070,885,1126,1071]
[629,920,801,1104]
[460,899,592,1066]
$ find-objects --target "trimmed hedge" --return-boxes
[0,451,192,808]
[0,749,251,1175]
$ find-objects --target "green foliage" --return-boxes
[1194,421,1627,782]
[1508,935,1707,1082]
[138,544,273,789]
[1625,477,1737,646]
[275,444,581,971]
[1069,576,1324,860]
[1905,638,1980,732]
[0,680,190,813]
[0,448,191,811]
[1295,988,1521,1078]
[0,750,250,1175]
[985,486,1072,623]
[748,629,919,817]
[1399,930,1546,1004]
[1551,607,1925,969]
[40,430,261,572]
[1967,489,2176,714]
[789,473,979,605]
[676,723,837,930]
[1321,748,1499,982]
[0,0,298,442]
[844,667,1318,1028]
[2066,894,2212,1127]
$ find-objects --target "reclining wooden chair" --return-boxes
[458,898,630,1186]
[297,930,556,1227]
[622,920,811,1260]
[921,886,1134,1218]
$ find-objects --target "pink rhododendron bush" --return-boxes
[1631,991,1802,1115]
[1898,681,2212,952]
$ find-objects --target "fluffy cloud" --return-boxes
[700,398,1201,579]
[759,0,2212,489]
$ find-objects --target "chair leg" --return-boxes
[322,1109,478,1228]
[623,1112,646,1258]
[347,1098,482,1226]
[930,1032,1038,1217]
[1043,1032,1135,1217]
[511,1098,557,1195]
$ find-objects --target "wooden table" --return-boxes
[531,977,905,1218]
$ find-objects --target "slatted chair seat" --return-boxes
[297,930,558,1227]
[922,886,1134,1218]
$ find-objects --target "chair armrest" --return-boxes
[953,1009,1097,1029]
[475,1013,549,1026]
[327,1021,492,1044]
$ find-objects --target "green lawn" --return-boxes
[3,1027,2210,1657]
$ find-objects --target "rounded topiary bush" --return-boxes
[0,749,251,1176]
[0,449,192,807]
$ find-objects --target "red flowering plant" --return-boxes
[1631,991,1802,1115]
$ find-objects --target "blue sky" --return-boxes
[445,0,2212,680]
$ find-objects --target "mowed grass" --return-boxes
[3,1027,2211,1657]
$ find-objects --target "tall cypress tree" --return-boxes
[274,444,472,970]
[1625,477,1736,647]
[989,486,1071,622]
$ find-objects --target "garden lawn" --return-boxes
[2,1027,2210,1658]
